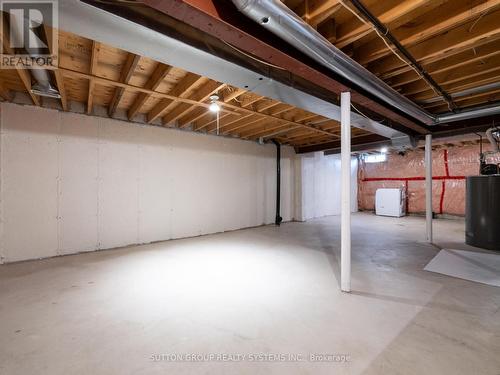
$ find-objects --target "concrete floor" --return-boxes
[1,212,499,375]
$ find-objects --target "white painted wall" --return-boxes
[295,152,358,221]
[0,103,295,263]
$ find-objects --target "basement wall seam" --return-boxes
[0,103,296,263]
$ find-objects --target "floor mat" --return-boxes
[424,249,500,287]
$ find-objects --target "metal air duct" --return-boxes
[9,8,60,98]
[231,0,500,126]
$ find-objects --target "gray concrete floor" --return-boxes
[1,212,499,375]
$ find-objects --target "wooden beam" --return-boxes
[440,74,500,98]
[238,94,263,108]
[87,41,100,114]
[247,123,303,140]
[283,129,330,142]
[241,122,291,139]
[411,71,500,102]
[59,68,240,115]
[179,108,216,128]
[290,134,333,146]
[193,89,263,131]
[146,73,202,124]
[43,24,67,110]
[254,99,280,113]
[296,134,388,153]
[222,87,247,103]
[53,70,67,110]
[0,80,12,101]
[389,41,500,88]
[370,9,500,78]
[174,87,242,131]
[127,63,172,120]
[180,88,247,130]
[108,53,140,117]
[401,54,500,97]
[295,0,342,28]
[197,113,251,132]
[223,117,270,135]
[243,118,326,140]
[357,0,500,65]
[214,98,341,139]
[279,133,327,146]
[223,88,246,103]
[424,87,500,110]
[195,101,297,135]
[196,94,261,132]
[206,95,263,132]
[430,89,500,113]
[269,104,294,116]
[17,69,39,105]
[170,81,227,127]
[294,113,320,123]
[262,127,312,139]
[336,0,432,48]
[318,18,336,43]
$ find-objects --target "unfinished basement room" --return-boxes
[0,0,499,374]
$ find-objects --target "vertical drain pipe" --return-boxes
[341,92,351,293]
[272,140,283,226]
[425,134,433,243]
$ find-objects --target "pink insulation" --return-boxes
[358,142,500,216]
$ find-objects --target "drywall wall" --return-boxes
[358,143,500,216]
[295,152,358,221]
[0,103,295,263]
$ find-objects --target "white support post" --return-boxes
[341,92,351,292]
[425,134,433,243]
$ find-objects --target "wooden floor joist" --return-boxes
[108,53,140,117]
[87,41,100,114]
[127,63,173,120]
[280,0,497,120]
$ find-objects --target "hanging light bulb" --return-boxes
[209,102,220,112]
[209,95,220,112]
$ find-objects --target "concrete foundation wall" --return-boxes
[0,103,295,263]
[295,152,358,221]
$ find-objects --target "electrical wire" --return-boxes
[468,9,491,32]
[351,103,385,124]
[222,40,287,71]
[338,0,450,110]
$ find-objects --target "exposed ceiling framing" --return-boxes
[287,0,500,114]
[0,29,372,149]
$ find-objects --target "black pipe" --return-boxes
[272,139,282,226]
[349,0,457,111]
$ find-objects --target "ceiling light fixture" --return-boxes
[209,95,220,112]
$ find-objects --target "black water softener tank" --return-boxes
[466,175,500,250]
